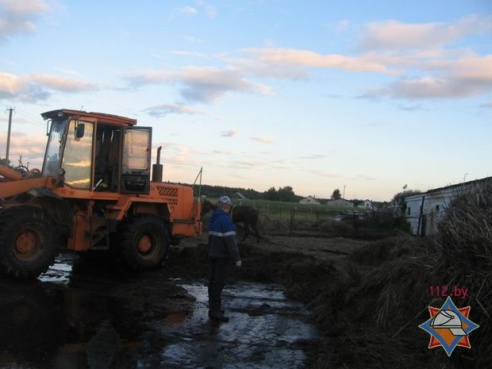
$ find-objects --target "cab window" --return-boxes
[62,120,94,189]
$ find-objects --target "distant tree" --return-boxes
[263,186,279,201]
[0,158,10,167]
[331,189,342,200]
[278,186,298,202]
[392,189,422,214]
[198,183,303,202]
[194,184,263,200]
[352,199,363,207]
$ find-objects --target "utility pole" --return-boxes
[5,107,15,164]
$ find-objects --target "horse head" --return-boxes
[201,199,217,217]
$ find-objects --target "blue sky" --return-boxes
[1,0,491,201]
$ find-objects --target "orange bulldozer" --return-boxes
[0,109,203,279]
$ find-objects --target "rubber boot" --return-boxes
[209,302,229,322]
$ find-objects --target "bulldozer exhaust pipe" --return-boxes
[152,146,163,182]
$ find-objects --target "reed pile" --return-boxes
[306,179,492,369]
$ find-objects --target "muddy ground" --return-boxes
[0,230,366,369]
[2,223,481,369]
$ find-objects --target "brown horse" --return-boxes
[201,200,261,243]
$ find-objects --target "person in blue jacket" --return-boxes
[207,196,242,322]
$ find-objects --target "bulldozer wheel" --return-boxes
[14,165,30,177]
[0,206,59,279]
[116,215,169,271]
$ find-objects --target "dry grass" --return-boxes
[430,181,492,367]
[305,180,492,369]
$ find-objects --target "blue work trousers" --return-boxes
[208,257,230,305]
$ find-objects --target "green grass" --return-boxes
[236,198,368,211]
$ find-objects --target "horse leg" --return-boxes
[241,222,250,243]
[251,223,260,243]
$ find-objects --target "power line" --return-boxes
[14,108,44,126]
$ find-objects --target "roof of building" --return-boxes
[406,176,492,199]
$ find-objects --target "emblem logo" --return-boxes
[419,296,479,356]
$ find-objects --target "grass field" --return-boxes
[205,198,372,222]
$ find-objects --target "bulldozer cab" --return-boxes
[41,109,151,195]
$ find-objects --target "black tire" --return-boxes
[115,215,169,271]
[0,206,59,279]
[14,165,29,177]
[29,168,41,177]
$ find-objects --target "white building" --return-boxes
[362,199,378,210]
[299,196,320,205]
[405,177,491,236]
[326,198,354,207]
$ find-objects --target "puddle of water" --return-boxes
[0,253,321,369]
[151,282,319,369]
[39,252,76,285]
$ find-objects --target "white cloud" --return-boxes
[31,74,97,92]
[337,19,350,31]
[220,130,236,137]
[0,72,98,103]
[447,55,492,83]
[0,130,47,168]
[6,12,488,106]
[204,5,217,18]
[182,35,204,43]
[244,48,393,74]
[360,21,448,51]
[389,76,489,100]
[249,136,274,144]
[177,6,197,15]
[212,149,233,155]
[124,67,272,103]
[0,72,23,94]
[384,54,492,99]
[144,103,205,117]
[358,15,492,51]
[0,0,51,42]
[178,67,270,102]
[298,154,328,160]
